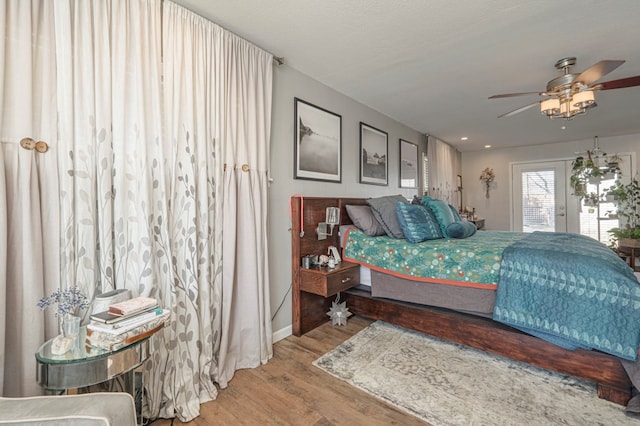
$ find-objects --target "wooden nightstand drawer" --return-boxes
[300,262,360,297]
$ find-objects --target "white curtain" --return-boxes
[55,0,165,307]
[427,135,460,206]
[0,0,274,421]
[162,3,273,402]
[218,16,274,385]
[0,0,60,397]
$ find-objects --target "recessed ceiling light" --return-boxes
[460,137,468,141]
[484,145,492,149]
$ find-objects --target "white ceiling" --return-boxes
[174,0,640,152]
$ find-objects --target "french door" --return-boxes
[512,155,631,242]
[512,161,568,233]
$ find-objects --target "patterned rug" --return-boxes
[313,321,637,425]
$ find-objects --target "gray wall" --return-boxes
[461,134,639,231]
[268,64,425,335]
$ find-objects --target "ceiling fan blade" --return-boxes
[498,101,539,118]
[489,91,544,99]
[594,75,640,91]
[574,60,625,86]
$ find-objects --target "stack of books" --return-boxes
[86,296,170,351]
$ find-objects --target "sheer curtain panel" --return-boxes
[427,135,461,206]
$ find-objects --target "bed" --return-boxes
[290,195,640,406]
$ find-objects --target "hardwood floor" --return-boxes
[151,316,426,425]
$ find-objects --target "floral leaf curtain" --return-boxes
[162,2,273,407]
[1,0,273,421]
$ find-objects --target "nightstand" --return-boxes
[299,261,360,297]
[470,218,485,230]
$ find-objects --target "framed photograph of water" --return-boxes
[399,139,418,188]
[359,122,388,185]
[294,98,342,182]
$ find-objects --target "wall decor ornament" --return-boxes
[479,167,495,198]
[327,300,352,326]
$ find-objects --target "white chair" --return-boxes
[0,392,136,425]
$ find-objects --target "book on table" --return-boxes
[90,296,159,324]
[86,309,170,351]
[108,296,158,316]
[88,307,165,334]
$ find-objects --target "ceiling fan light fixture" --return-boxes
[572,90,595,109]
[562,99,580,114]
[492,57,640,121]
[540,98,560,116]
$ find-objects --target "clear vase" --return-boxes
[61,314,81,339]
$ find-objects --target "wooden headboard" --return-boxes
[290,196,367,335]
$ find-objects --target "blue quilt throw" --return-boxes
[493,231,640,361]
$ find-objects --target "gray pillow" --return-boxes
[345,205,386,236]
[366,195,409,238]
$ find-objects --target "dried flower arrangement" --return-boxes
[37,286,90,317]
[479,168,496,198]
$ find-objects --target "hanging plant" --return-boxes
[570,151,621,203]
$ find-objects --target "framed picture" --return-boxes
[399,139,418,188]
[294,98,342,182]
[359,122,388,185]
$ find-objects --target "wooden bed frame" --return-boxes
[291,195,633,406]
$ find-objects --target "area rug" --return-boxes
[313,321,637,425]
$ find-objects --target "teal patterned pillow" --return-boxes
[422,198,456,237]
[395,202,443,243]
[449,204,462,221]
[446,220,477,239]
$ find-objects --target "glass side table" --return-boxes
[35,326,152,396]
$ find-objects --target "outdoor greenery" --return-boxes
[606,175,640,244]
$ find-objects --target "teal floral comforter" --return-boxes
[494,231,640,360]
[342,228,527,287]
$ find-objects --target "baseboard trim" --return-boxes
[272,325,292,343]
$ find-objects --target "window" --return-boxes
[579,176,619,245]
[521,170,556,232]
[422,152,429,195]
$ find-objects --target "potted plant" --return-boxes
[606,175,640,248]
[583,192,600,207]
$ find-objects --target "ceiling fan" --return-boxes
[489,57,640,119]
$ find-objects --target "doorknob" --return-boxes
[557,213,565,216]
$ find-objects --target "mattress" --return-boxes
[341,228,530,317]
[370,270,495,316]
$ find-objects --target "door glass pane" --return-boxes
[522,170,555,232]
